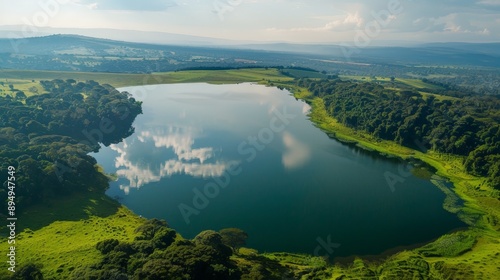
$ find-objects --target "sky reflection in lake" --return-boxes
[110,125,237,194]
[93,83,464,257]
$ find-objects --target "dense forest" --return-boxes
[0,79,142,212]
[297,78,500,188]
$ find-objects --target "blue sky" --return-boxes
[1,0,499,43]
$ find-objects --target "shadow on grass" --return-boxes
[16,191,120,232]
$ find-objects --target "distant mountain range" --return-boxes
[0,25,248,46]
[0,26,499,69]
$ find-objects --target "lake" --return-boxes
[92,83,464,259]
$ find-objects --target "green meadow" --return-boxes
[0,68,291,93]
[0,68,499,279]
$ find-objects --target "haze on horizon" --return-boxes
[1,0,500,45]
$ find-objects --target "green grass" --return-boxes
[339,75,453,101]
[0,68,292,101]
[0,78,45,97]
[282,69,327,79]
[1,69,499,279]
[298,93,500,279]
[307,97,415,157]
[0,192,145,279]
[12,191,122,232]
[0,68,292,89]
[417,231,477,257]
[418,91,458,101]
[396,78,444,90]
[340,75,391,82]
[262,252,327,268]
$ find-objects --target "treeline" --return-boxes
[15,219,300,279]
[297,78,500,188]
[419,78,479,98]
[0,79,142,211]
[423,71,500,96]
[279,66,334,79]
[178,65,268,71]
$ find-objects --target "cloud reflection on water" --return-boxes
[282,131,311,170]
[111,125,236,194]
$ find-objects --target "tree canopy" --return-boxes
[0,79,142,213]
[297,78,500,189]
[219,228,249,253]
[72,220,242,280]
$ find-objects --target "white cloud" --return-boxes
[282,132,310,170]
[425,13,493,35]
[76,0,178,11]
[88,2,98,10]
[139,129,214,163]
[268,12,364,32]
[1,0,499,43]
[111,126,238,194]
[302,12,364,31]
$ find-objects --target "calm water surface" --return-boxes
[92,83,464,258]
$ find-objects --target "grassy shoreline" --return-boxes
[304,96,499,226]
[1,68,499,278]
[295,93,500,278]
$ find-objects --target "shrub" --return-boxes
[96,239,120,254]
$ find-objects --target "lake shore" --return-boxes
[2,68,499,278]
[289,90,500,277]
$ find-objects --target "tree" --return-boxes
[96,239,120,254]
[29,86,39,93]
[25,120,47,134]
[131,240,154,255]
[134,219,169,240]
[101,251,129,269]
[137,259,170,279]
[11,263,43,280]
[194,230,224,247]
[151,227,176,249]
[193,230,233,257]
[219,228,248,253]
[400,90,420,100]
[488,160,500,189]
[0,79,143,215]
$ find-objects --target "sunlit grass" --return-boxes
[0,197,144,279]
[417,231,477,257]
[0,68,293,89]
[1,69,499,279]
[396,78,444,90]
[299,94,500,279]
